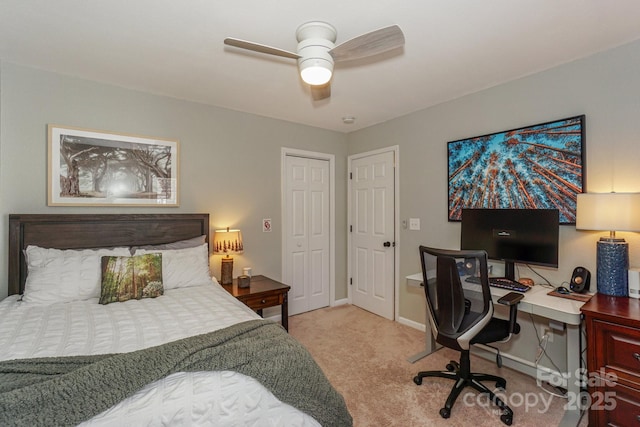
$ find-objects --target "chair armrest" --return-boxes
[497,292,524,306]
[497,292,524,334]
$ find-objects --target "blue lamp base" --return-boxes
[596,239,629,296]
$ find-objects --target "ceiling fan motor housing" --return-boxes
[296,22,337,85]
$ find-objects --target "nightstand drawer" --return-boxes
[594,320,640,387]
[595,382,640,427]
[242,293,283,310]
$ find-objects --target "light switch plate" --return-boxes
[409,218,420,230]
[263,218,272,232]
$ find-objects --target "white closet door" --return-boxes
[284,155,330,315]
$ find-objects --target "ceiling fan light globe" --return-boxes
[300,66,332,85]
[299,60,333,85]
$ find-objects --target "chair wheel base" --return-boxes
[500,413,512,425]
[439,407,451,419]
[413,376,422,385]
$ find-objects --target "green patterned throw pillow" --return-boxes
[100,253,163,304]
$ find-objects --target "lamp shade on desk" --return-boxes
[576,193,640,296]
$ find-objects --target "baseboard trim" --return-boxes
[471,345,564,385]
[264,314,281,323]
[395,317,563,385]
[279,299,348,321]
[398,316,426,332]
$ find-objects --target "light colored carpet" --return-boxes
[289,304,586,426]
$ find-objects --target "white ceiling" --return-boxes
[2,1,640,133]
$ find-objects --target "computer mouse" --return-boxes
[518,277,534,286]
[556,286,571,294]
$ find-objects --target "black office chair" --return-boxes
[413,246,523,426]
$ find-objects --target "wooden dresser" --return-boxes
[581,294,640,426]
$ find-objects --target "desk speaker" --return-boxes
[569,267,591,293]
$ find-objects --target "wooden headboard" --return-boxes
[8,214,209,296]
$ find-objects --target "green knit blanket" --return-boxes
[0,319,352,426]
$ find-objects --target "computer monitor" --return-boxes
[460,208,559,281]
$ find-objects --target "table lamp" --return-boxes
[212,227,243,285]
[576,192,640,296]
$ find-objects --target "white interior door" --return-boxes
[349,149,396,320]
[283,154,330,315]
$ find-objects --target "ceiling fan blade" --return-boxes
[224,38,299,59]
[329,25,405,62]
[311,83,331,101]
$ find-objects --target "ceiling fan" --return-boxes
[224,22,405,100]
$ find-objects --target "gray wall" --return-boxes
[349,38,640,325]
[347,39,640,371]
[0,62,349,299]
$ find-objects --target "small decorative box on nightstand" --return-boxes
[237,275,250,288]
[222,275,291,331]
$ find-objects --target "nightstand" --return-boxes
[222,275,291,331]
[581,293,640,426]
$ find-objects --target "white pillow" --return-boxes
[129,235,207,254]
[23,245,132,305]
[135,243,211,290]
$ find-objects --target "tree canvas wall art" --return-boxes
[448,115,585,224]
[48,125,179,206]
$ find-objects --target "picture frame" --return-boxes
[48,125,179,206]
[447,115,585,224]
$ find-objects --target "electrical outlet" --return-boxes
[543,328,553,343]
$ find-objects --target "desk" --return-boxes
[406,273,587,427]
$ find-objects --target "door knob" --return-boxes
[383,241,391,247]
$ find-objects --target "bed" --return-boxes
[1,214,351,426]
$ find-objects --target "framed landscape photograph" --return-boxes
[48,125,179,206]
[447,115,585,224]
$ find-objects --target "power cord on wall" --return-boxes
[536,333,549,364]
[529,312,568,398]
[522,264,554,288]
[580,316,588,393]
[516,264,581,398]
[523,264,587,396]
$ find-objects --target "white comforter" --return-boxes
[0,281,320,426]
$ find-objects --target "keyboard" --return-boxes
[464,276,531,293]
